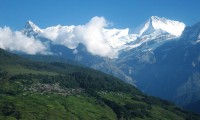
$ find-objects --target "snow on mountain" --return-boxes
[103,28,138,49]
[41,25,75,41]
[119,16,186,52]
[23,21,42,36]
[102,16,186,51]
[22,20,137,53]
[137,16,186,37]
[22,16,186,58]
[25,21,42,32]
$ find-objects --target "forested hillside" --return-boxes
[0,48,199,120]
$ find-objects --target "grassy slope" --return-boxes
[0,49,200,120]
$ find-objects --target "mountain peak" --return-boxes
[27,20,34,26]
[150,16,162,20]
[24,20,41,32]
[23,20,42,36]
[138,16,186,37]
[150,16,169,24]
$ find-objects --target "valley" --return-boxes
[16,16,200,113]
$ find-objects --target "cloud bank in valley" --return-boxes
[0,27,48,54]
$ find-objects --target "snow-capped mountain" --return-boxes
[23,21,75,40]
[97,18,183,51]
[18,16,187,86]
[112,16,185,52]
[122,21,200,113]
[22,16,186,56]
[123,16,186,50]
[20,16,186,82]
[23,21,42,37]
[137,16,185,37]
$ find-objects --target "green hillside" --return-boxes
[0,48,199,120]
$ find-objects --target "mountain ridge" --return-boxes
[22,16,185,55]
[18,16,191,87]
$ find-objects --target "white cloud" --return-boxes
[0,27,48,54]
[41,16,118,58]
[74,16,118,58]
[41,25,77,49]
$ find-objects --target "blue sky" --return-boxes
[1,0,200,30]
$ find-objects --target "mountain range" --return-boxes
[23,16,185,53]
[21,16,186,84]
[1,16,200,113]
